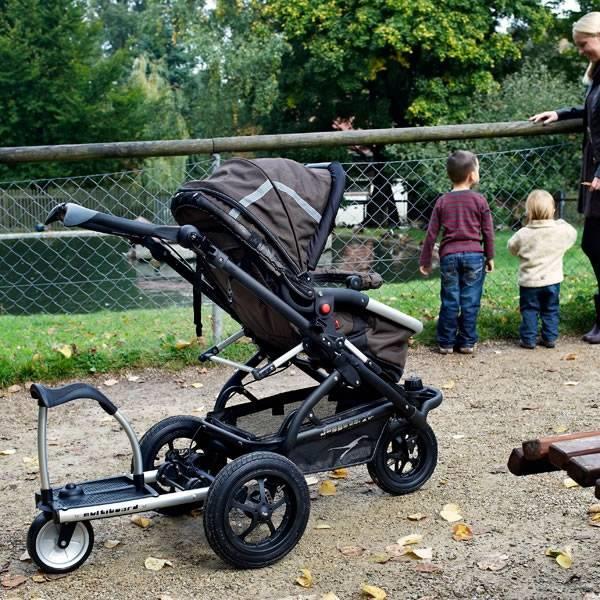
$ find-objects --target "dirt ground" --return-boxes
[2,338,600,600]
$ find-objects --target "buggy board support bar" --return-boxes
[252,343,304,380]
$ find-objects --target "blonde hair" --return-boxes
[573,12,600,82]
[525,190,555,223]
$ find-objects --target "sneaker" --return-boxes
[539,339,556,348]
[520,340,536,349]
[457,346,474,354]
[438,346,454,354]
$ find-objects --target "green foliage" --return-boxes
[0,0,168,179]
[259,0,554,133]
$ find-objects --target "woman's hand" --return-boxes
[583,177,600,191]
[529,111,559,125]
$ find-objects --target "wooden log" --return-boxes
[548,435,600,468]
[0,119,583,164]
[522,430,600,460]
[507,447,560,476]
[566,454,600,487]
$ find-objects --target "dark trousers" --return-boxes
[582,217,600,292]
[519,284,560,345]
[437,252,485,348]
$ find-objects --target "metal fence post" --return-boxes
[210,153,224,344]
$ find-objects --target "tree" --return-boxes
[0,0,161,179]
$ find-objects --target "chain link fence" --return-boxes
[0,140,590,316]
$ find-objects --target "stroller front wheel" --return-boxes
[27,513,94,574]
[203,451,310,569]
[367,420,438,495]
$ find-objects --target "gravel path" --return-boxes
[1,338,600,600]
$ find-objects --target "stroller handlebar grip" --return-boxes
[46,202,181,243]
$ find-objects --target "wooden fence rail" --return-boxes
[0,119,583,164]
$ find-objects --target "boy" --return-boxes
[419,150,495,354]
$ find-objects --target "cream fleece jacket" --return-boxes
[507,219,577,287]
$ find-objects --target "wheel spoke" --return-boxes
[258,478,267,504]
[271,494,287,511]
[239,517,259,540]
[266,518,276,536]
[232,500,256,516]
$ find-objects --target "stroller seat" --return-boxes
[170,157,420,381]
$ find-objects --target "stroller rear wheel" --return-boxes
[367,420,437,495]
[203,452,310,568]
[139,415,226,516]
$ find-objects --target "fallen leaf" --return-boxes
[54,344,73,359]
[440,503,462,522]
[131,514,153,529]
[126,374,140,382]
[563,477,579,489]
[191,382,204,389]
[563,381,579,387]
[19,551,30,561]
[545,546,573,569]
[295,568,313,588]
[385,544,409,558]
[338,545,365,557]
[330,468,349,479]
[563,353,577,361]
[314,521,332,530]
[319,480,337,496]
[1,574,27,588]
[369,553,391,564]
[407,513,428,521]
[477,553,509,571]
[305,475,319,486]
[103,539,121,549]
[174,339,192,350]
[452,523,473,541]
[397,534,423,546]
[414,562,442,573]
[553,425,568,434]
[7,384,22,393]
[0,449,16,456]
[441,380,455,390]
[361,584,387,599]
[103,378,118,387]
[588,504,600,514]
[322,594,341,600]
[31,573,47,583]
[405,547,433,561]
[452,434,465,440]
[144,557,172,571]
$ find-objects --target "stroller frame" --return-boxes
[26,189,442,573]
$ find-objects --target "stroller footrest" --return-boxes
[50,475,158,511]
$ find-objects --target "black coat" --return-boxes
[557,66,600,217]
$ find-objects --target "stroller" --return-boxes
[27,158,442,573]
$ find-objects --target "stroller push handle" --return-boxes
[46,202,181,243]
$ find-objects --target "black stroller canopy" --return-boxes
[171,158,346,275]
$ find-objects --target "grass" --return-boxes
[0,229,595,387]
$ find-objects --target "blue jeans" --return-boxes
[519,284,560,345]
[437,252,486,348]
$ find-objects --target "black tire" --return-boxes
[367,420,438,495]
[138,415,225,516]
[203,452,310,569]
[27,513,94,574]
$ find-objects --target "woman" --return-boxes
[530,11,600,343]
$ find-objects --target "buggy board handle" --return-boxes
[46,203,181,243]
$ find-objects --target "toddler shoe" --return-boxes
[457,346,474,354]
[520,340,536,349]
[539,339,556,348]
[438,346,454,354]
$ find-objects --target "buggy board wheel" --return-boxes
[203,451,310,569]
[27,513,94,574]
[367,420,438,495]
[138,415,226,516]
